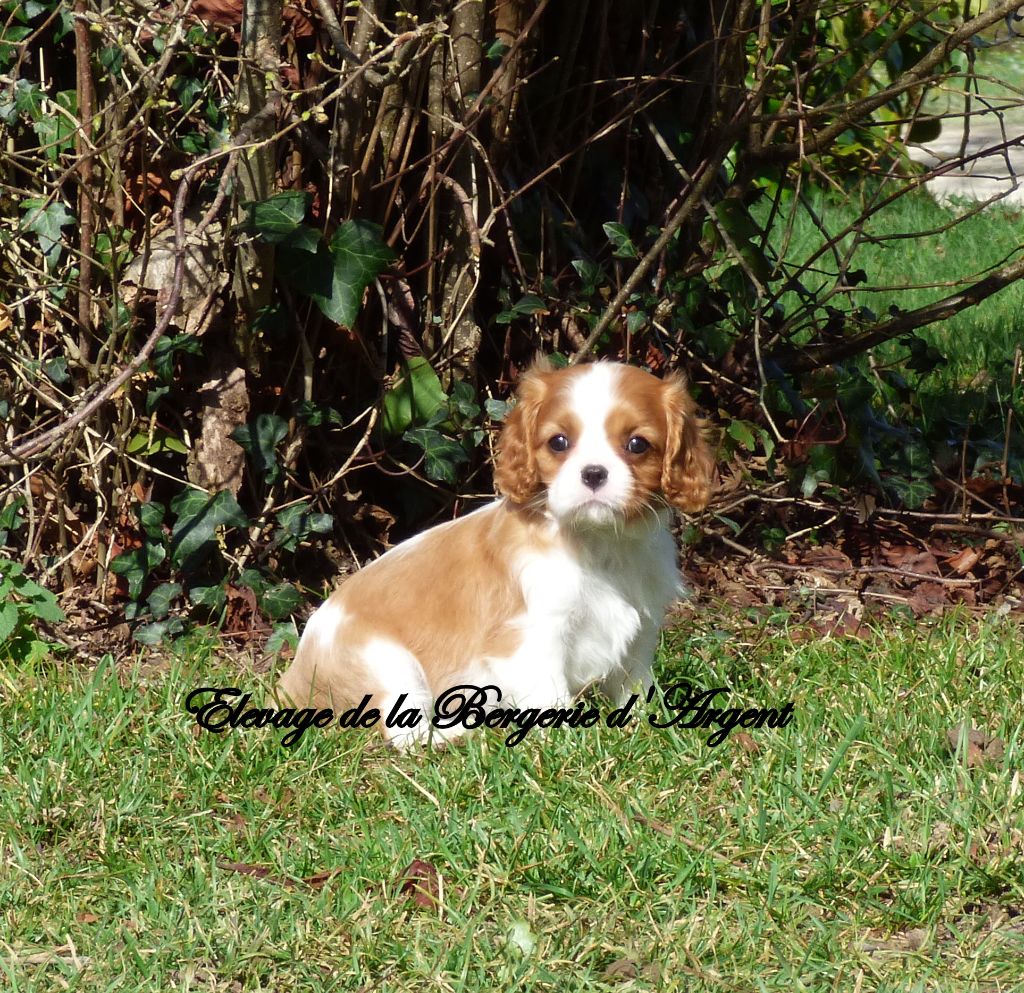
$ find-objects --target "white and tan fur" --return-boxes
[277,361,714,746]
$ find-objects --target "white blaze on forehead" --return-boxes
[569,362,621,433]
[546,363,633,520]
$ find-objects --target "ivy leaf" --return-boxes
[147,582,182,620]
[274,502,333,552]
[281,223,321,254]
[110,543,166,600]
[317,220,397,327]
[404,427,469,484]
[151,334,203,383]
[571,258,605,296]
[139,502,166,541]
[486,39,510,62]
[126,428,189,457]
[244,191,309,243]
[169,490,248,571]
[189,585,226,611]
[495,294,548,325]
[133,618,184,646]
[21,198,75,270]
[266,622,299,655]
[260,582,303,620]
[727,419,757,452]
[31,90,77,163]
[277,220,395,326]
[885,475,935,510]
[625,311,647,334]
[232,413,288,485]
[449,380,480,419]
[169,488,208,521]
[485,398,511,422]
[381,357,448,437]
[602,222,638,259]
[0,30,33,75]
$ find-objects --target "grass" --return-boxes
[2,611,1023,991]
[754,185,1024,390]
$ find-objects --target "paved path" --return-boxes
[909,99,1024,204]
[908,39,1024,205]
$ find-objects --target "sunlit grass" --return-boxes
[2,612,1022,991]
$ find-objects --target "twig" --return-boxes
[782,246,1024,373]
[749,0,1024,164]
[73,0,95,365]
[762,561,980,587]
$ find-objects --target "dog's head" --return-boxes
[494,361,714,526]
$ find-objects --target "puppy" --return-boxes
[277,360,713,746]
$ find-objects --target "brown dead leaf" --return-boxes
[223,584,261,635]
[75,912,100,924]
[945,547,983,576]
[946,725,1005,768]
[216,858,338,890]
[302,869,341,890]
[398,859,441,909]
[734,731,760,754]
[861,927,928,954]
[192,0,315,37]
[800,544,854,571]
[882,544,940,576]
[806,609,869,639]
[217,859,279,882]
[906,582,949,616]
[603,957,639,981]
[254,784,295,810]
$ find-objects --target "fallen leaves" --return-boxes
[213,855,454,912]
[215,858,340,890]
[945,725,1006,768]
[688,504,1024,623]
[859,926,928,955]
[602,956,662,983]
[397,858,441,910]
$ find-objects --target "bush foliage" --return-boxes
[1,0,1023,642]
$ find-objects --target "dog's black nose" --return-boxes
[581,464,608,491]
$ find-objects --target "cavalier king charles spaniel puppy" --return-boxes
[277,360,713,746]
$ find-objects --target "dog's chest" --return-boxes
[517,531,677,685]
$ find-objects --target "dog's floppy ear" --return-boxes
[494,359,552,504]
[661,372,714,513]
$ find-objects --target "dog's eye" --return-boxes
[626,436,650,455]
[548,434,570,453]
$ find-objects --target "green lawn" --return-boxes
[755,185,1024,389]
[3,612,1022,991]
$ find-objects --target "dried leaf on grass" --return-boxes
[397,858,441,909]
[602,957,663,983]
[945,725,1006,767]
[860,927,928,954]
[14,944,90,968]
[216,858,340,890]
